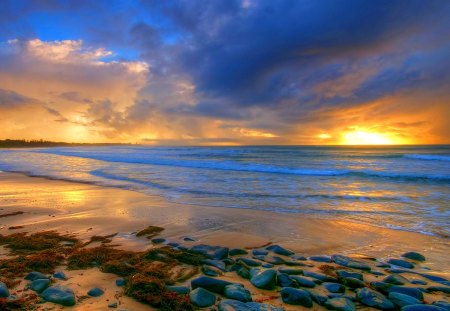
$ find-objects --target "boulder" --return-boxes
[324,298,356,311]
[280,287,312,307]
[87,287,104,297]
[250,269,277,290]
[191,276,232,294]
[30,279,51,293]
[189,287,216,308]
[224,284,252,302]
[266,245,294,256]
[41,285,76,306]
[190,244,229,259]
[356,287,394,310]
[388,259,414,269]
[388,292,422,308]
[402,252,426,262]
[0,282,9,298]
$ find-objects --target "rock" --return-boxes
[278,268,303,275]
[328,293,356,302]
[419,273,450,285]
[108,302,118,308]
[370,281,392,293]
[151,238,165,244]
[305,288,328,305]
[433,301,450,311]
[284,260,307,266]
[237,267,251,279]
[384,274,409,285]
[116,278,126,287]
[411,279,427,285]
[202,265,222,276]
[427,286,450,294]
[0,282,9,298]
[292,255,307,261]
[190,244,229,259]
[166,285,190,294]
[309,255,332,263]
[168,242,180,248]
[388,292,422,308]
[183,236,195,241]
[332,255,371,270]
[87,287,104,297]
[388,286,423,300]
[336,270,363,281]
[25,271,49,281]
[402,305,447,311]
[246,302,285,311]
[290,276,316,288]
[356,287,394,310]
[372,271,386,276]
[280,287,312,307]
[203,259,227,271]
[341,277,365,289]
[323,282,345,293]
[230,248,248,256]
[266,245,294,256]
[304,271,338,282]
[224,284,252,302]
[52,272,67,280]
[250,269,277,290]
[261,256,285,265]
[253,249,269,256]
[41,285,76,306]
[30,279,51,293]
[238,257,262,267]
[402,252,426,262]
[388,259,414,269]
[324,298,356,311]
[189,287,216,307]
[278,273,296,287]
[191,276,232,294]
[262,263,274,268]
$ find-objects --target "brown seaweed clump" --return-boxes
[0,292,40,311]
[135,226,164,239]
[0,231,78,254]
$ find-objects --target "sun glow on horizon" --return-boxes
[341,130,397,145]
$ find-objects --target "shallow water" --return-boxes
[0,145,449,237]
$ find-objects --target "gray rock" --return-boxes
[427,286,450,294]
[388,286,423,300]
[324,298,356,311]
[224,284,252,302]
[309,255,332,263]
[250,269,277,290]
[191,276,232,294]
[262,263,274,268]
[356,287,394,310]
[230,248,248,256]
[0,282,9,298]
[190,287,216,308]
[411,279,427,285]
[388,292,422,308]
[25,271,49,281]
[202,264,222,276]
[278,268,303,275]
[292,255,307,261]
[252,249,269,256]
[280,287,312,307]
[323,282,345,293]
[261,256,285,265]
[238,267,251,279]
[305,288,328,305]
[203,258,227,271]
[370,281,392,293]
[328,293,356,302]
[190,244,229,259]
[341,277,365,289]
[419,273,450,285]
[388,259,414,269]
[87,287,104,297]
[433,301,450,311]
[166,285,190,295]
[52,272,67,280]
[336,270,363,281]
[238,257,262,267]
[332,255,371,270]
[41,285,76,306]
[384,274,409,285]
[278,273,296,287]
[116,278,126,287]
[402,305,447,311]
[246,302,285,311]
[183,236,196,241]
[290,276,316,288]
[266,245,294,256]
[402,252,426,262]
[304,271,338,282]
[108,302,118,308]
[30,279,51,293]
[151,238,165,244]
[218,299,285,311]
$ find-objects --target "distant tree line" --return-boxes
[0,139,128,148]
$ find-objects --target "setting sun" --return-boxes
[341,130,395,145]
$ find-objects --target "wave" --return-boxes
[404,154,450,162]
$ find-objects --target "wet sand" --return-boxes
[0,172,449,310]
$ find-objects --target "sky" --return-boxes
[0,0,449,145]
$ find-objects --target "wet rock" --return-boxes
[384,274,409,285]
[328,293,356,302]
[203,259,227,271]
[370,281,392,293]
[372,271,386,276]
[30,279,51,293]
[261,256,285,265]
[266,245,294,256]
[388,286,423,300]
[402,305,447,311]
[402,252,426,262]
[253,249,269,256]
[278,273,296,288]
[332,255,371,270]
[323,282,345,293]
[41,285,76,306]
[250,269,277,290]
[292,255,307,261]
[238,257,262,267]
[224,284,252,302]
[116,278,126,287]
[168,242,180,248]
[87,287,104,297]
[280,287,312,307]
[237,267,251,279]
[189,287,216,308]
[341,277,365,289]
[305,288,328,305]
[166,285,190,295]
[284,260,307,266]
[191,276,232,294]
[388,259,414,269]
[183,236,195,241]
[190,244,229,260]
[0,282,9,298]
[427,286,450,294]
[53,272,67,280]
[246,302,285,311]
[202,265,222,276]
[356,287,394,310]
[278,268,303,275]
[324,297,356,311]
[262,263,274,268]
[25,271,49,281]
[419,273,450,286]
[309,255,332,263]
[388,292,422,308]
[336,270,363,281]
[433,301,450,311]
[411,279,427,285]
[290,276,316,288]
[304,271,338,282]
[230,248,248,256]
[151,238,165,244]
[108,302,118,308]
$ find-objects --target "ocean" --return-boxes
[0,145,449,237]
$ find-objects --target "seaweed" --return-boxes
[0,211,24,218]
[0,231,78,254]
[144,246,205,266]
[136,226,164,239]
[82,232,118,246]
[67,246,139,270]
[0,292,40,310]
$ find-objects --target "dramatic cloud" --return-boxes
[0,0,449,144]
